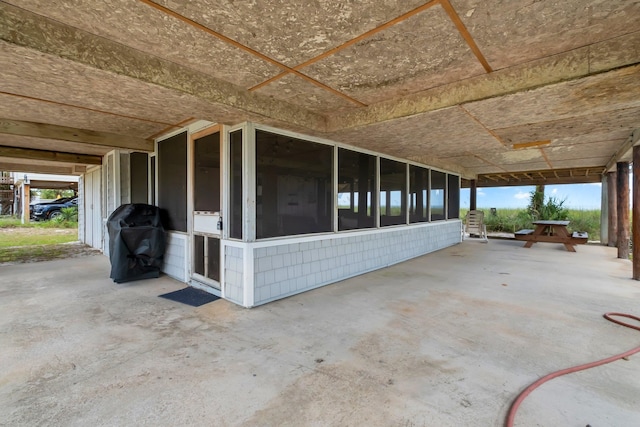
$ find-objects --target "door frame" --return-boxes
[188,125,223,291]
[84,166,103,250]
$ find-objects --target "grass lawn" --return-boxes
[0,216,97,264]
[0,216,78,248]
[0,229,78,248]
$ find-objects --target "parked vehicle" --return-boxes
[31,196,78,221]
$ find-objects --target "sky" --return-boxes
[339,183,606,210]
[461,183,604,210]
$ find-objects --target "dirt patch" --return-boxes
[0,242,102,265]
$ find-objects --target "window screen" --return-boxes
[158,131,187,231]
[150,156,156,206]
[338,148,376,230]
[194,235,205,276]
[256,130,333,238]
[430,170,446,221]
[193,132,220,212]
[130,152,148,204]
[379,159,406,226]
[229,130,243,239]
[447,174,460,219]
[207,237,221,282]
[409,165,429,223]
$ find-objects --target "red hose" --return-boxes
[505,313,640,427]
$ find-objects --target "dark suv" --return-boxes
[32,196,78,221]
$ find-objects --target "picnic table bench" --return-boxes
[514,220,588,252]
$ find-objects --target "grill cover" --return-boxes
[107,204,166,283]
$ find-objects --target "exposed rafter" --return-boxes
[463,166,607,188]
[0,161,82,175]
[0,146,101,165]
[0,119,152,152]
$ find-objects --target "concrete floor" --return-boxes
[1,239,639,427]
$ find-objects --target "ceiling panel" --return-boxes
[154,0,427,67]
[0,0,638,178]
[328,106,502,160]
[11,0,281,88]
[464,66,640,129]
[303,5,485,104]
[451,0,639,69]
[253,73,358,113]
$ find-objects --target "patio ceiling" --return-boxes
[0,0,639,180]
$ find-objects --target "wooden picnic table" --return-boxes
[514,220,588,252]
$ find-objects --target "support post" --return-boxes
[616,162,629,259]
[21,179,30,224]
[470,179,477,211]
[600,174,608,245]
[634,147,640,279]
[607,171,617,247]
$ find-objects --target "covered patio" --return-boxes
[2,240,638,426]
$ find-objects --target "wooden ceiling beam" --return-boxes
[440,0,492,73]
[605,129,640,172]
[0,161,75,175]
[0,146,101,165]
[475,166,606,187]
[0,91,175,127]
[0,119,152,152]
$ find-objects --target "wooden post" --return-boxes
[607,171,617,247]
[470,179,477,211]
[600,175,608,245]
[634,147,640,279]
[21,180,30,224]
[616,162,629,259]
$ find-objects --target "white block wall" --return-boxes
[251,220,461,306]
[163,232,187,282]
[224,245,244,305]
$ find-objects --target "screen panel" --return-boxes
[158,131,187,231]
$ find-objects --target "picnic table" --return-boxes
[514,220,588,252]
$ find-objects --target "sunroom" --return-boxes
[107,121,462,307]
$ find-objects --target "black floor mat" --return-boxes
[159,287,220,307]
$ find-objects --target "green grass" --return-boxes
[0,232,78,248]
[0,215,78,248]
[461,208,602,241]
[0,216,78,229]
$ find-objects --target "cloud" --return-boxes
[514,191,529,200]
[478,190,486,196]
[551,188,558,194]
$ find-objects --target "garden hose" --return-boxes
[505,313,640,427]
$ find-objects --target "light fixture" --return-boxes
[512,140,551,149]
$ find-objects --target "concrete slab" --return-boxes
[1,240,639,426]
